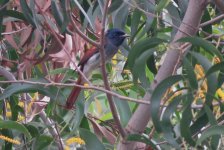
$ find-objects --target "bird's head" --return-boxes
[105,28,129,47]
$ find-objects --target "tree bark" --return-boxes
[117,0,209,149]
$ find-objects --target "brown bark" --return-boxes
[117,0,209,149]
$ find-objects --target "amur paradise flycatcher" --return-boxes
[66,28,129,109]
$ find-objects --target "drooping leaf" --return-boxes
[196,125,224,146]
[2,10,26,21]
[126,134,157,150]
[151,75,184,132]
[0,121,32,139]
[108,0,123,13]
[205,62,224,78]
[127,37,166,70]
[183,58,198,90]
[114,94,132,126]
[178,37,223,60]
[73,0,94,29]
[204,105,219,149]
[70,91,85,130]
[20,0,36,27]
[0,78,66,101]
[79,128,105,150]
[180,94,195,146]
[161,94,187,148]
[51,0,63,28]
[156,0,171,12]
[190,52,217,105]
[112,3,129,29]
[33,135,53,150]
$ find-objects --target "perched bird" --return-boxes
[66,28,129,109]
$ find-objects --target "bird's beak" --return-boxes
[120,34,130,38]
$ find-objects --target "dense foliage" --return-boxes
[0,0,224,149]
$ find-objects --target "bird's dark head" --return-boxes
[105,28,129,47]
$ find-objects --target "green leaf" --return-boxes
[51,0,63,27]
[151,75,184,132]
[201,9,212,35]
[2,10,26,21]
[0,121,31,139]
[108,0,123,13]
[146,55,157,75]
[71,94,85,129]
[60,0,70,32]
[131,9,142,38]
[80,116,90,130]
[156,0,171,12]
[1,129,13,149]
[112,3,129,29]
[204,105,219,149]
[180,94,195,146]
[0,0,8,39]
[20,0,36,27]
[161,95,186,148]
[132,49,155,87]
[114,94,132,126]
[0,78,66,101]
[79,128,105,150]
[127,37,166,70]
[73,0,94,29]
[126,134,157,150]
[25,124,40,138]
[33,135,53,150]
[205,62,224,78]
[167,3,180,38]
[183,58,198,90]
[49,68,75,75]
[178,37,223,61]
[196,125,224,146]
[190,52,217,105]
[204,62,224,87]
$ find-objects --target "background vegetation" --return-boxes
[0,0,224,149]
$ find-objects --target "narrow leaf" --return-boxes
[0,121,31,139]
[151,75,184,132]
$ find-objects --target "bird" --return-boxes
[66,28,129,109]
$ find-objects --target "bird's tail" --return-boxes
[66,77,82,109]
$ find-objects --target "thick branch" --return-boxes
[117,0,208,149]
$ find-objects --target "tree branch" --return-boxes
[35,1,92,87]
[66,0,99,48]
[0,66,64,149]
[0,80,149,105]
[200,14,224,27]
[99,0,126,138]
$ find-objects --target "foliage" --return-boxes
[0,0,224,149]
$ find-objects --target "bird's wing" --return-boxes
[78,47,99,69]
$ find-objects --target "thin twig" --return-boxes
[200,14,224,27]
[99,0,127,138]
[0,66,65,149]
[39,111,64,150]
[0,80,149,105]
[1,26,31,35]
[66,0,99,47]
[35,1,91,86]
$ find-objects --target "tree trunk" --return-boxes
[117,0,209,149]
